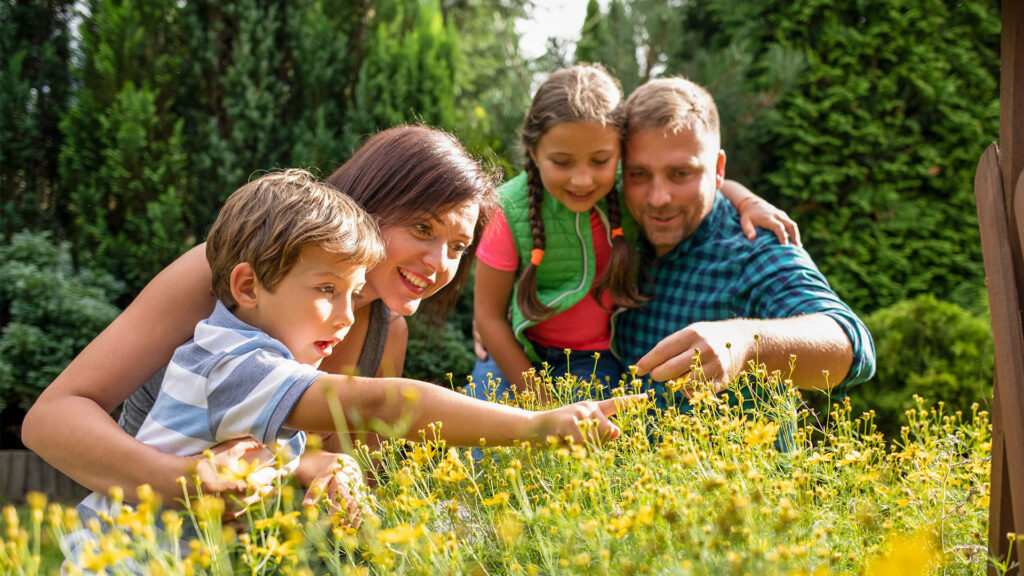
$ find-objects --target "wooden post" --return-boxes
[982,3,1024,573]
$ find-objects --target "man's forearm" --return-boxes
[730,314,853,391]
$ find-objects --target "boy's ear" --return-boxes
[229,262,260,309]
[714,150,727,190]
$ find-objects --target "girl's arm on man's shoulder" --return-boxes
[720,179,801,246]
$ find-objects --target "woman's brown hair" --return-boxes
[517,63,645,322]
[327,125,498,321]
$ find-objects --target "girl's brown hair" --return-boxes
[327,125,499,321]
[517,63,645,322]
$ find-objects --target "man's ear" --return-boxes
[230,262,260,309]
[714,150,727,190]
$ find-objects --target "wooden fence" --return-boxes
[0,450,88,502]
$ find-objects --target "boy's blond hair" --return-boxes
[206,169,385,309]
[624,77,721,150]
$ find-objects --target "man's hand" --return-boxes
[527,394,647,446]
[635,321,754,391]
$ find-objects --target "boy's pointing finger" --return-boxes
[597,393,647,417]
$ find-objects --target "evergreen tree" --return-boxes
[344,0,459,150]
[442,0,532,175]
[760,0,999,312]
[0,0,74,236]
[58,0,189,295]
[574,0,641,94]
[178,1,294,233]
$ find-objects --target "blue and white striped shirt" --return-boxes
[78,301,320,519]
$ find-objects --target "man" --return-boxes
[613,77,875,406]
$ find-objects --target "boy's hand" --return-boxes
[189,437,279,520]
[303,454,368,530]
[529,394,646,446]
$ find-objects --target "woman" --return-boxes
[21,125,497,502]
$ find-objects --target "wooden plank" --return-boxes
[0,452,9,499]
[1003,0,1024,200]
[976,146,1024,574]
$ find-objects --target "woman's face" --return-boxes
[362,200,481,316]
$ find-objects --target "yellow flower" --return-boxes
[377,522,424,545]
[863,532,942,576]
[481,492,511,506]
[744,421,780,447]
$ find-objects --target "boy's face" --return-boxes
[250,245,367,367]
[622,125,725,257]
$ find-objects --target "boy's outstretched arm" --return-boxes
[286,375,644,447]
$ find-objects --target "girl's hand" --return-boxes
[736,196,802,247]
[528,394,647,446]
[303,453,368,530]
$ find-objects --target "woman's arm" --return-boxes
[21,244,219,500]
[720,179,801,246]
[474,262,534,395]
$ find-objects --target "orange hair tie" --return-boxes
[611,227,624,238]
[530,248,545,266]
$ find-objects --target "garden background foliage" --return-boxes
[0,0,1000,442]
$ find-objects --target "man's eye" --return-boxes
[627,171,648,180]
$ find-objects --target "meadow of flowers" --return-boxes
[1,360,1011,575]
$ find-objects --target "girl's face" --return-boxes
[530,121,621,213]
[361,200,480,316]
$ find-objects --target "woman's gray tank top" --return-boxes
[118,299,392,436]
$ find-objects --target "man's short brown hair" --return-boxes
[206,169,385,309]
[624,77,721,150]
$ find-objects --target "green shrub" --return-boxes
[0,231,122,412]
[853,294,993,437]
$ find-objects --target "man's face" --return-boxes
[623,126,726,257]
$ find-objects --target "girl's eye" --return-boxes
[318,285,336,296]
[351,290,363,301]
[414,223,431,235]
[592,157,611,165]
[550,158,570,167]
[451,242,468,255]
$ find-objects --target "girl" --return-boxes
[469,64,796,403]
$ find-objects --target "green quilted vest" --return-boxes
[499,171,637,362]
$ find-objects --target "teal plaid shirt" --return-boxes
[613,191,876,394]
